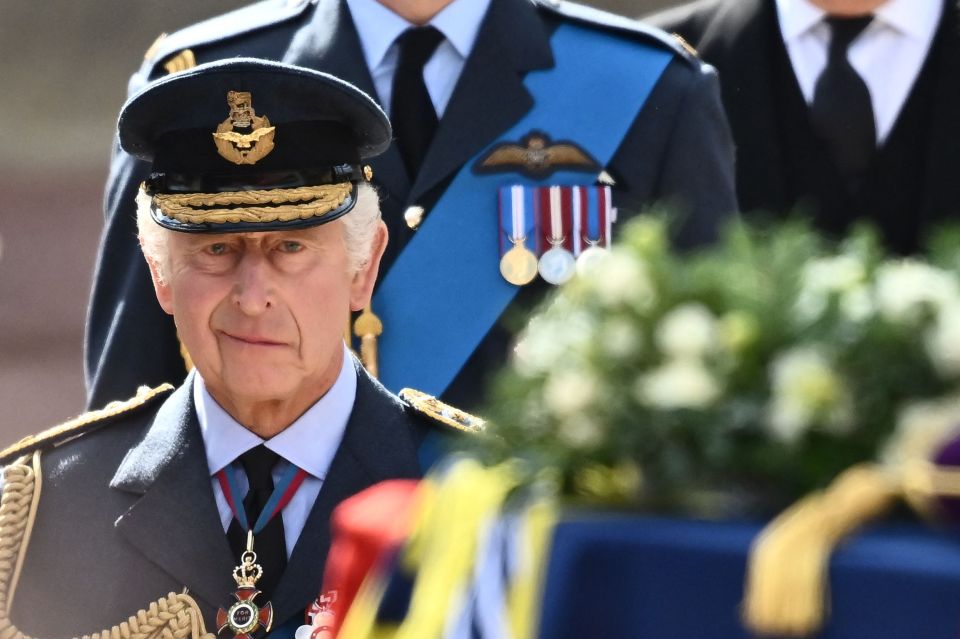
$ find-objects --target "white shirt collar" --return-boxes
[345,0,490,71]
[873,0,942,42]
[776,0,942,43]
[194,343,358,480]
[776,0,827,42]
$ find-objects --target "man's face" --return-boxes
[150,221,383,419]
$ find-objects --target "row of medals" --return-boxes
[500,235,607,286]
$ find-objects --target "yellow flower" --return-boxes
[718,311,758,354]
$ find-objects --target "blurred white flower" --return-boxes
[557,415,604,449]
[655,303,718,359]
[635,359,721,410]
[767,347,851,443]
[544,369,597,417]
[882,397,960,469]
[875,260,959,323]
[795,256,866,324]
[925,302,960,377]
[600,316,643,360]
[802,255,866,294]
[839,285,875,323]
[794,288,828,324]
[586,250,657,311]
[513,310,594,377]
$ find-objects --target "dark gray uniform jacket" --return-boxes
[7,363,440,635]
[86,0,737,411]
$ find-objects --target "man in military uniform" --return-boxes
[87,0,737,412]
[1,59,477,637]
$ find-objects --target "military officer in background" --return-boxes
[2,59,477,637]
[86,0,737,412]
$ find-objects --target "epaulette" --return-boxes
[142,0,315,74]
[399,388,485,435]
[0,384,174,466]
[534,0,699,65]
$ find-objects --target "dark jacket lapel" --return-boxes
[407,0,554,204]
[918,0,960,225]
[283,0,410,203]
[270,361,425,623]
[110,375,236,612]
[684,0,790,213]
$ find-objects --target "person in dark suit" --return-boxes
[85,0,737,413]
[1,59,479,637]
[647,0,958,255]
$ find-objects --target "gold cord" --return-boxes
[0,453,214,639]
[153,184,351,225]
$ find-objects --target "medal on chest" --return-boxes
[218,532,274,639]
[499,185,539,286]
[216,463,309,639]
[576,185,612,276]
[538,186,575,285]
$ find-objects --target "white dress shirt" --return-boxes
[345,0,492,118]
[775,0,942,144]
[194,343,357,557]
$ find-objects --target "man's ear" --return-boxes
[350,221,388,311]
[141,239,175,316]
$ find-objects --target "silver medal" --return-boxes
[539,245,576,285]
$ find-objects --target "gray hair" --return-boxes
[137,183,382,282]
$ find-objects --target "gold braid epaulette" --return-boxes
[0,384,174,466]
[398,388,485,435]
[0,452,213,639]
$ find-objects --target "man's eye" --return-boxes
[208,243,228,255]
[280,241,303,253]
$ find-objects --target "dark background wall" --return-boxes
[0,0,679,442]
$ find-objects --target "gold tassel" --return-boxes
[353,305,383,379]
[742,464,898,636]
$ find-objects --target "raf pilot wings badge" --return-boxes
[474,131,600,179]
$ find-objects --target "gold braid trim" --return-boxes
[0,453,213,639]
[152,184,352,225]
[0,385,174,466]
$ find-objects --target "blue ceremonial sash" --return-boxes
[374,24,673,395]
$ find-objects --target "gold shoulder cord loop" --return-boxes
[0,453,214,639]
[353,304,383,379]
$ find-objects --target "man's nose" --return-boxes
[231,252,274,314]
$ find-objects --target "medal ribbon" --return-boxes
[571,186,583,256]
[217,461,308,534]
[499,185,537,255]
[548,186,564,245]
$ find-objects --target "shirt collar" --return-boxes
[873,0,942,41]
[776,0,827,42]
[345,0,490,71]
[195,343,358,479]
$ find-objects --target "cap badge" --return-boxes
[213,91,276,165]
[474,131,599,179]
